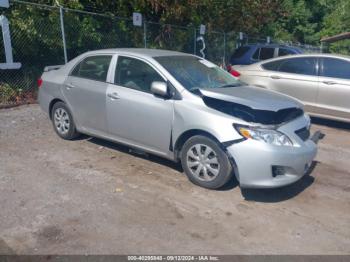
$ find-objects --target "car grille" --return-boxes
[295,126,310,141]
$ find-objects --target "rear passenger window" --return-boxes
[278,48,294,56]
[263,57,318,76]
[71,55,112,82]
[278,57,317,76]
[259,48,275,60]
[253,48,274,60]
[115,56,164,93]
[252,48,260,60]
[321,58,350,79]
[231,46,250,59]
[262,60,285,71]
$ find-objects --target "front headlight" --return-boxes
[235,125,293,146]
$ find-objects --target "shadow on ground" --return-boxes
[87,136,183,172]
[240,161,318,203]
[311,117,350,130]
[87,136,241,190]
[81,135,318,199]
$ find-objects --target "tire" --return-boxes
[51,101,80,140]
[181,135,233,189]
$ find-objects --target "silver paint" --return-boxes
[238,53,350,122]
[39,48,318,188]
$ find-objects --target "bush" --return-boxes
[0,83,19,104]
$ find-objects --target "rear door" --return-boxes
[106,55,174,156]
[317,57,350,120]
[261,57,319,110]
[63,55,112,133]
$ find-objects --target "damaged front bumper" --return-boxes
[226,116,324,189]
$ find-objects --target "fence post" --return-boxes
[143,21,147,48]
[223,32,226,64]
[193,28,196,54]
[59,6,68,63]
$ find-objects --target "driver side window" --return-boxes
[115,56,164,93]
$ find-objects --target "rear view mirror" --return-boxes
[151,81,168,97]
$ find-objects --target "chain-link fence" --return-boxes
[0,0,322,107]
[0,1,63,106]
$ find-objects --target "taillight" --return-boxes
[230,69,240,77]
[37,78,43,88]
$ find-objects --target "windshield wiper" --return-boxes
[216,83,240,88]
[189,87,200,92]
[188,87,203,96]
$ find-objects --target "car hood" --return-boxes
[200,85,303,111]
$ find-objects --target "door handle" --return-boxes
[65,83,75,89]
[270,75,281,80]
[322,80,337,85]
[107,92,120,100]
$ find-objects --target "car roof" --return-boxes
[258,53,350,62]
[242,44,300,49]
[82,48,191,59]
[235,53,350,71]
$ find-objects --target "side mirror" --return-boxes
[151,81,168,97]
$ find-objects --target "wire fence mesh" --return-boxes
[63,8,145,61]
[0,0,323,107]
[0,2,63,106]
[145,22,195,54]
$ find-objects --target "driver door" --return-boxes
[106,55,174,157]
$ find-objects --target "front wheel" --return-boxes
[181,135,233,189]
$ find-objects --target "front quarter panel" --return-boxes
[172,95,245,146]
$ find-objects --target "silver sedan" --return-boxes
[38,48,321,189]
[237,54,350,123]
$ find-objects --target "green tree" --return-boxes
[321,0,350,54]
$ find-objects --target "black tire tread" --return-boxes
[180,135,233,189]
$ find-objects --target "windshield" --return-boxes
[154,55,242,91]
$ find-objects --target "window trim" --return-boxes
[112,54,167,94]
[68,54,114,83]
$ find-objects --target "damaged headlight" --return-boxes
[235,125,293,146]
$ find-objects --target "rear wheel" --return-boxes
[51,102,79,140]
[181,135,233,189]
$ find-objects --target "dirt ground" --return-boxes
[0,104,349,255]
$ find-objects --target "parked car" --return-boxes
[38,48,321,190]
[229,44,303,65]
[236,54,350,123]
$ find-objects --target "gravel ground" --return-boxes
[0,104,349,255]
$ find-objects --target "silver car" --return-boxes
[237,54,350,123]
[38,48,321,189]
